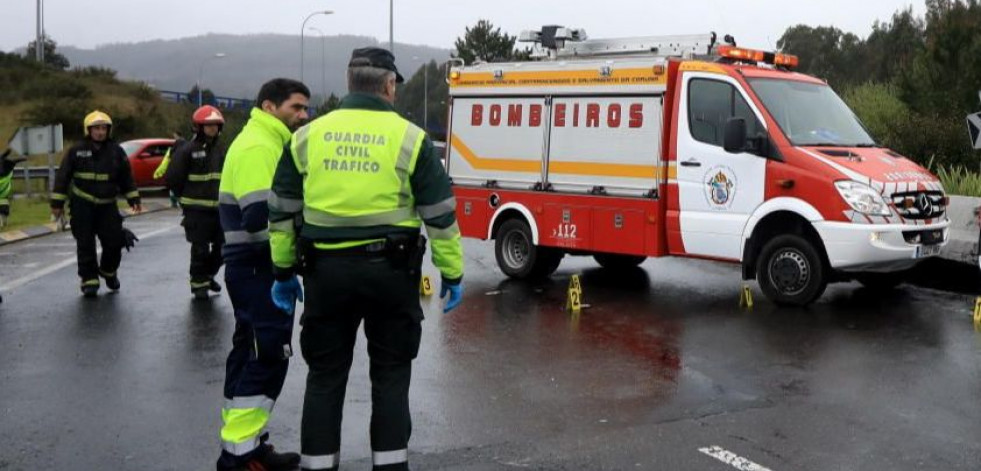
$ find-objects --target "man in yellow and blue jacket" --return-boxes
[268,47,463,471]
[216,78,310,471]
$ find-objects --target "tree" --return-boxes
[187,85,216,106]
[313,93,341,117]
[25,34,70,70]
[454,20,524,63]
[777,25,865,88]
[395,61,449,138]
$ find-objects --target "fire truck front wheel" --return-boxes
[495,219,563,279]
[757,234,828,306]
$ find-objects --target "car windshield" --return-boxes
[748,78,876,147]
[119,141,143,156]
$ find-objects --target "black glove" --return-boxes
[122,228,139,252]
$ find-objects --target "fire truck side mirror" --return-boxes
[723,118,747,153]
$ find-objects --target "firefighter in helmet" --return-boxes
[51,110,142,297]
[165,105,227,299]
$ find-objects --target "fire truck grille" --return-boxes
[890,191,946,220]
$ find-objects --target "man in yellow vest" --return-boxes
[216,79,310,471]
[268,47,464,471]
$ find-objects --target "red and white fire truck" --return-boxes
[443,27,949,306]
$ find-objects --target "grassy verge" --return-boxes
[4,197,54,232]
[934,165,981,197]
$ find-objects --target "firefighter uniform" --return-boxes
[52,111,140,295]
[216,107,296,468]
[269,74,464,469]
[166,106,227,298]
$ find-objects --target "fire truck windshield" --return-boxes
[748,78,876,148]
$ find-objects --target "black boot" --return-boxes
[80,279,99,298]
[209,278,222,293]
[224,444,300,471]
[101,272,120,292]
[193,287,210,300]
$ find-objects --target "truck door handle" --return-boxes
[680,159,701,167]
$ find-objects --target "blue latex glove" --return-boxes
[271,276,304,315]
[440,282,463,313]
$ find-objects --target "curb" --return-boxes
[0,201,175,247]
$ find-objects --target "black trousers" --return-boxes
[69,198,123,282]
[218,259,294,469]
[299,252,423,471]
[182,209,224,286]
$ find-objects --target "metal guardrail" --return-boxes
[11,166,57,197]
[13,167,55,179]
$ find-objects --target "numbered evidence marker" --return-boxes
[739,284,754,309]
[566,274,583,313]
[973,297,981,326]
[420,275,433,296]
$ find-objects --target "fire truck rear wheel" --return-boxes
[495,219,563,279]
[756,234,827,306]
[593,253,647,270]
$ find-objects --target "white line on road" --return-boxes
[0,226,175,292]
[698,446,774,471]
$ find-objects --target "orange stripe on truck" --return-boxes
[450,68,667,88]
[451,136,675,180]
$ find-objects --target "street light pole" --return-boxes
[35,0,44,63]
[197,53,227,107]
[301,10,333,84]
[413,57,429,131]
[308,27,327,109]
[389,0,394,53]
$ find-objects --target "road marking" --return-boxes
[698,446,773,471]
[0,226,175,292]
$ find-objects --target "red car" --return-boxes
[120,138,175,188]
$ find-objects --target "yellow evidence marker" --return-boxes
[566,274,582,313]
[973,297,981,327]
[739,285,754,309]
[420,275,433,296]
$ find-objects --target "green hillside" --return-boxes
[1,51,248,161]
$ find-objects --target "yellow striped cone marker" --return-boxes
[739,285,754,309]
[566,274,582,313]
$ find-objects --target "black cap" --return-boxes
[349,47,405,83]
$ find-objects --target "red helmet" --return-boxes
[192,105,225,126]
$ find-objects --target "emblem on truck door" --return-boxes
[704,166,737,209]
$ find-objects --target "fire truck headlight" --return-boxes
[835,180,890,216]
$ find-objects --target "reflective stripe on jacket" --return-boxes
[219,108,292,262]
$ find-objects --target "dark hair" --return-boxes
[255,78,310,108]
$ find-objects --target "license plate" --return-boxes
[915,244,942,258]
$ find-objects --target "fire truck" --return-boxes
[443,26,949,306]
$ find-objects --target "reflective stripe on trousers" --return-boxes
[374,449,409,466]
[301,453,340,470]
[220,395,276,456]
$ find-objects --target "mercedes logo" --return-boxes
[917,194,934,217]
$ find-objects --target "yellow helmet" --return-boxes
[83,110,113,136]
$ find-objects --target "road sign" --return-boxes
[967,112,981,150]
[8,124,63,156]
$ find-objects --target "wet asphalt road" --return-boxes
[1,209,980,471]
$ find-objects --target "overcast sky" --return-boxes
[3,0,923,54]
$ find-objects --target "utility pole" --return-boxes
[36,0,45,63]
[389,0,394,53]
